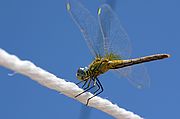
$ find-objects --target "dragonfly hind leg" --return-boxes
[86,78,104,106]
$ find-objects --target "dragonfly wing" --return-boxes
[114,64,150,89]
[98,4,131,59]
[66,0,104,57]
[98,4,150,89]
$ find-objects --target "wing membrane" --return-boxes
[98,4,131,59]
[66,0,104,57]
[67,1,150,89]
[98,4,150,88]
[115,64,150,89]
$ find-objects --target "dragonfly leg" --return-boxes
[76,61,102,87]
[83,78,92,90]
[76,80,85,85]
[82,80,88,89]
[86,78,103,106]
[75,78,95,98]
[92,79,100,94]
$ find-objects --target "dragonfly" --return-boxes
[66,0,170,105]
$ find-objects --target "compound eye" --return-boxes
[78,68,85,75]
[76,67,87,80]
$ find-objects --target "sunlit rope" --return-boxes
[0,48,143,119]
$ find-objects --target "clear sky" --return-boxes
[0,0,179,119]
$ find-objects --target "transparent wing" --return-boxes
[98,4,131,59]
[114,64,150,89]
[98,4,150,89]
[66,0,104,57]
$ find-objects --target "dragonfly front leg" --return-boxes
[76,79,90,89]
[83,78,92,90]
[82,80,88,89]
[76,80,85,85]
[75,78,95,98]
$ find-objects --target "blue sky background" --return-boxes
[0,0,179,119]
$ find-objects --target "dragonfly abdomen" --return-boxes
[110,54,170,69]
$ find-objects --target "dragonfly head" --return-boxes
[76,67,89,80]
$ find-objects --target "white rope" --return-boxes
[0,48,143,119]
